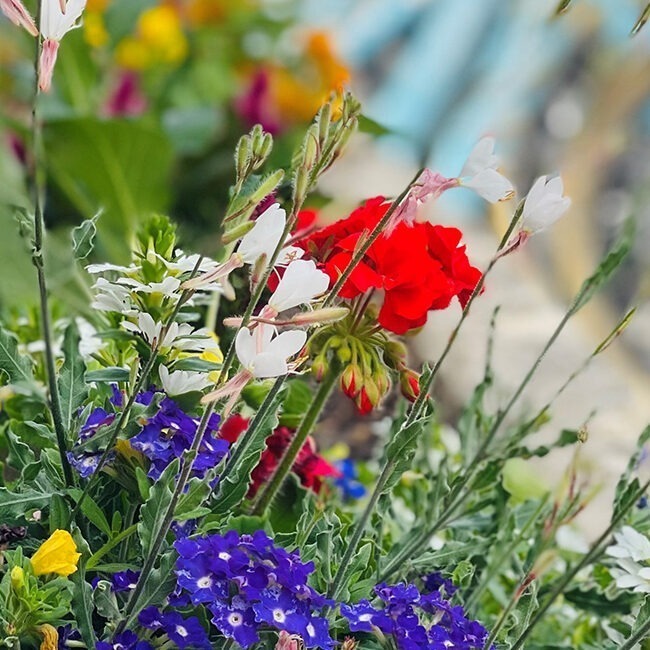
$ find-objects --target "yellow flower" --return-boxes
[114,438,145,466]
[84,13,109,48]
[200,332,223,383]
[38,624,58,650]
[30,530,81,577]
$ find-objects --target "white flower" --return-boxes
[76,317,103,360]
[1,0,37,36]
[606,526,650,593]
[459,137,514,203]
[91,278,136,315]
[158,365,210,395]
[267,260,329,314]
[122,314,215,353]
[117,276,181,296]
[521,175,571,234]
[85,262,139,274]
[235,324,306,378]
[38,0,87,92]
[237,203,287,265]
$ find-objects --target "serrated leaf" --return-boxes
[0,486,54,519]
[4,424,36,471]
[85,367,130,383]
[72,214,99,260]
[8,420,55,449]
[93,581,121,622]
[382,416,432,494]
[138,459,179,556]
[68,488,112,536]
[58,322,88,432]
[0,325,34,385]
[129,551,176,623]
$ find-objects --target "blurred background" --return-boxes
[1,0,649,531]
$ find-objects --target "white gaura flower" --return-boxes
[520,175,571,234]
[85,262,140,275]
[459,136,515,203]
[117,276,181,296]
[39,0,87,92]
[266,260,329,316]
[182,203,304,290]
[201,322,306,413]
[1,0,37,36]
[235,324,306,379]
[76,317,103,360]
[158,365,209,396]
[606,526,650,593]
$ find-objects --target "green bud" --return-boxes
[256,133,273,165]
[235,134,252,182]
[302,124,320,171]
[222,220,256,245]
[336,341,352,363]
[317,102,332,145]
[311,354,329,381]
[251,169,285,204]
[10,566,24,591]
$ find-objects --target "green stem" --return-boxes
[30,9,74,488]
[250,368,339,516]
[483,584,524,650]
[620,617,650,650]
[510,477,650,650]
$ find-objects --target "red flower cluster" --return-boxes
[220,415,339,496]
[300,197,482,334]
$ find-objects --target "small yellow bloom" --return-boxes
[200,332,224,383]
[38,624,59,650]
[84,13,109,48]
[114,438,145,465]
[30,530,81,577]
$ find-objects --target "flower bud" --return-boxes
[355,377,380,414]
[311,354,329,382]
[336,341,352,363]
[221,220,256,245]
[340,364,362,399]
[235,134,251,181]
[10,566,24,591]
[400,369,421,402]
[302,123,320,171]
[38,624,58,650]
[251,169,285,204]
[291,307,349,326]
[341,638,358,650]
[374,370,391,399]
[384,340,408,367]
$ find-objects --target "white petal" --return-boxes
[269,260,329,313]
[237,203,286,265]
[460,136,497,178]
[235,328,256,371]
[462,168,514,203]
[250,352,288,378]
[265,329,307,360]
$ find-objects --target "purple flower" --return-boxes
[111,569,140,592]
[210,598,260,647]
[139,607,210,650]
[96,630,152,650]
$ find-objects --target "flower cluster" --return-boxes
[138,606,210,650]
[67,388,227,480]
[221,415,339,497]
[341,578,490,650]
[606,526,650,593]
[174,530,334,648]
[301,197,482,334]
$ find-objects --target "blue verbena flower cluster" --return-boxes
[67,387,227,480]
[341,577,491,650]
[174,530,334,649]
[139,606,211,649]
[96,630,152,650]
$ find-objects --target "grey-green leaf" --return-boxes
[72,214,99,260]
[58,322,88,432]
[0,324,34,386]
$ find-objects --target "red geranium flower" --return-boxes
[300,197,481,334]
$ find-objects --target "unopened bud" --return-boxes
[317,102,332,145]
[222,220,256,245]
[341,638,358,650]
[312,354,329,382]
[256,133,273,165]
[356,377,380,414]
[400,369,421,402]
[336,341,352,363]
[223,316,244,328]
[38,624,59,650]
[302,124,320,171]
[251,169,285,204]
[10,566,24,591]
[374,370,391,398]
[340,364,362,399]
[291,307,349,326]
[235,135,251,181]
[250,124,264,152]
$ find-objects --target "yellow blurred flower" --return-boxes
[269,31,350,124]
[30,530,81,577]
[38,624,58,650]
[114,438,145,465]
[84,13,109,48]
[116,5,188,70]
[200,332,223,383]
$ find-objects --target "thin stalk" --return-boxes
[510,477,650,650]
[30,6,74,488]
[250,368,339,516]
[322,170,424,308]
[466,498,549,612]
[328,455,395,600]
[620,617,650,650]
[483,583,526,650]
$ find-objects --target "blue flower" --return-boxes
[96,631,152,650]
[139,607,210,650]
[111,569,140,592]
[210,598,260,647]
[334,459,366,500]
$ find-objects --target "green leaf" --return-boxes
[138,459,179,556]
[4,424,36,471]
[172,358,222,373]
[279,380,313,428]
[175,475,211,519]
[49,494,69,531]
[614,425,650,520]
[70,532,96,650]
[570,219,633,315]
[0,486,54,519]
[564,586,636,616]
[86,524,137,570]
[44,118,174,263]
[358,114,392,136]
[0,324,34,386]
[8,420,55,449]
[93,581,121,622]
[382,416,432,494]
[128,551,177,625]
[68,488,112,537]
[72,213,99,260]
[85,367,130,383]
[58,322,88,433]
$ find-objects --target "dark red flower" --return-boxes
[220,416,339,496]
[299,197,482,334]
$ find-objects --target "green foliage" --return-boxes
[58,322,88,434]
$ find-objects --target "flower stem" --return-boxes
[29,8,74,488]
[619,616,650,650]
[509,476,650,650]
[250,367,339,516]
